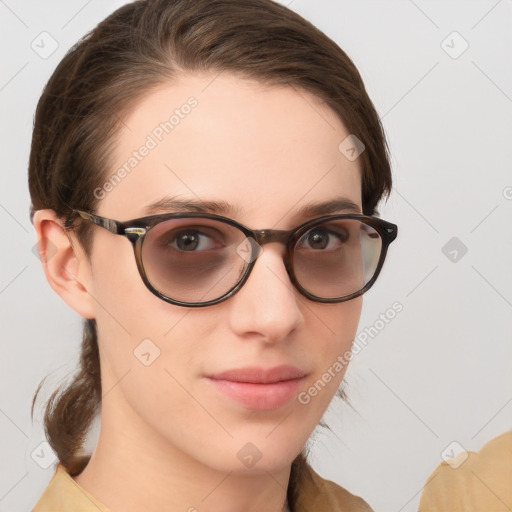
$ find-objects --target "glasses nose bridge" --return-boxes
[251,228,292,248]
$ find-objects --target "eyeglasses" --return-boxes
[69,209,397,308]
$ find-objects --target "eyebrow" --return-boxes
[142,195,361,220]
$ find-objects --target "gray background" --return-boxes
[1,1,511,511]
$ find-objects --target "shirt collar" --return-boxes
[33,459,372,512]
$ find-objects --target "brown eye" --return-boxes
[156,225,226,252]
[298,227,348,250]
[169,230,216,252]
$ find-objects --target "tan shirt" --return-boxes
[32,458,373,512]
[419,431,512,512]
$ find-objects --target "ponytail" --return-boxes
[31,319,101,476]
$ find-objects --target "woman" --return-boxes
[29,0,397,510]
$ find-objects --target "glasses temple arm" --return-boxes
[73,210,124,235]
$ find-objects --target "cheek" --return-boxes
[94,294,209,449]
[89,233,202,390]
[300,297,362,401]
[308,296,362,360]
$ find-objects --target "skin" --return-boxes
[33,72,364,512]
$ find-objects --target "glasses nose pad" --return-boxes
[235,236,263,264]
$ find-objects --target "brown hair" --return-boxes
[29,0,392,478]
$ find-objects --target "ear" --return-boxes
[32,209,95,319]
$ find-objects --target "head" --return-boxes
[30,0,392,480]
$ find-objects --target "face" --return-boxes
[80,73,363,474]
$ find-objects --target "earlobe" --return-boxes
[33,209,95,320]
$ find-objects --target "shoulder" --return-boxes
[32,463,111,512]
[419,431,512,511]
[290,457,373,512]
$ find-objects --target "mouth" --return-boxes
[205,365,307,410]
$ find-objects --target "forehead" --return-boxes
[99,72,362,227]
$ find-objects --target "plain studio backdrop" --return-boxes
[1,1,511,511]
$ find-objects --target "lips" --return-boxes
[206,365,307,410]
[207,365,307,384]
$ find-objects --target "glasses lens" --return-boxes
[142,218,249,303]
[292,218,382,299]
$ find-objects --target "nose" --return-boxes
[227,243,304,342]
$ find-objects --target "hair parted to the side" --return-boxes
[29,0,392,477]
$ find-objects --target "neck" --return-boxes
[73,407,293,512]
